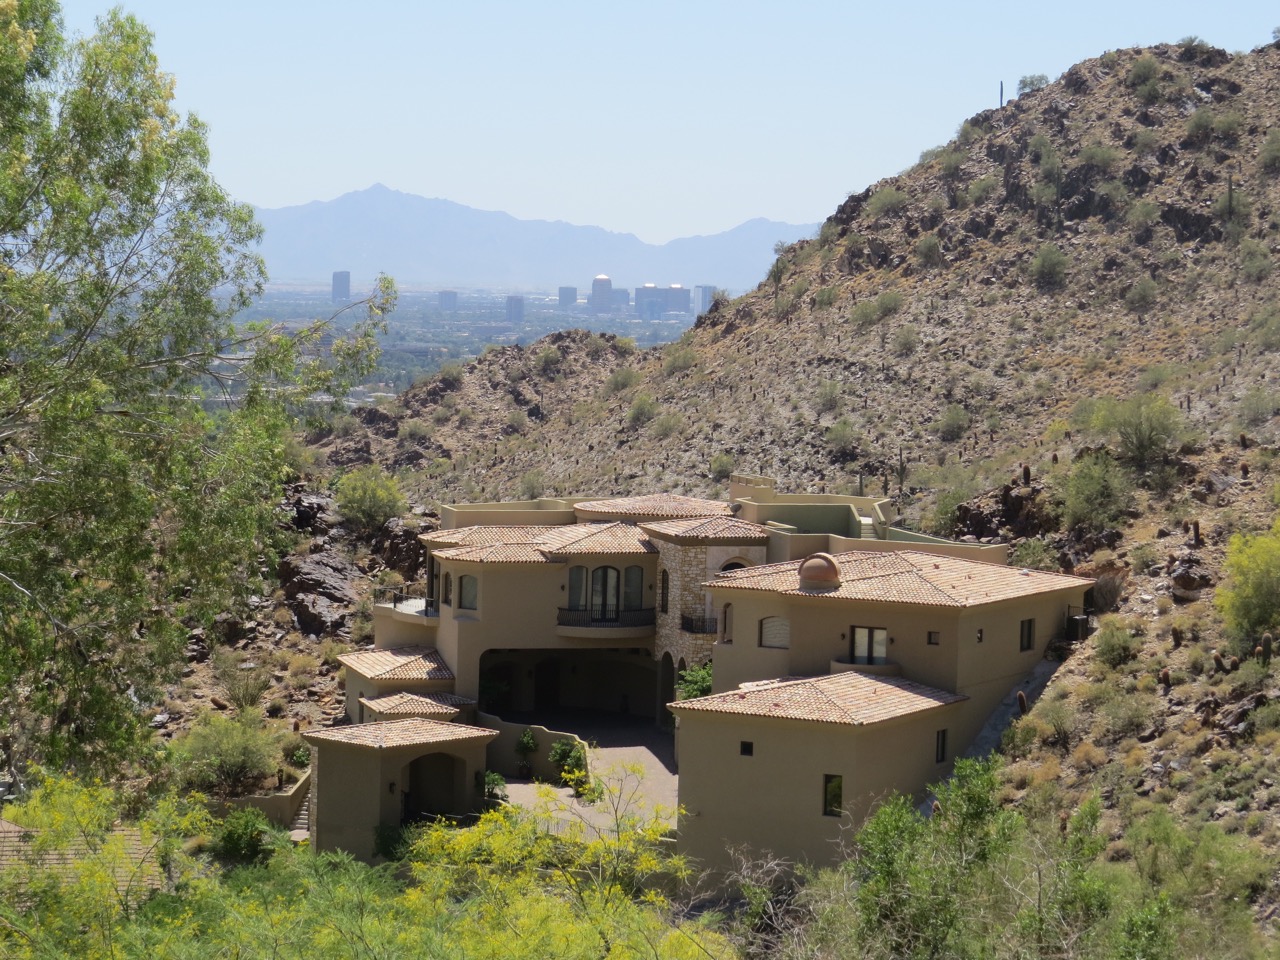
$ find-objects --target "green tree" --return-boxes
[0,5,395,775]
[1109,394,1180,469]
[1216,517,1280,642]
[1062,453,1132,532]
[675,661,713,699]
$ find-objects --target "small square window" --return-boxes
[976,628,984,643]
[740,741,754,757]
[823,774,843,817]
[927,631,941,646]
[936,729,948,764]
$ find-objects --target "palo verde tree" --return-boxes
[0,2,395,776]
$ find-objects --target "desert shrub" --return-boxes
[535,348,561,378]
[934,405,971,442]
[336,465,406,534]
[627,394,657,428]
[1079,143,1120,174]
[892,324,920,357]
[1131,128,1159,156]
[1214,110,1244,143]
[663,346,697,376]
[437,363,465,390]
[1125,276,1159,313]
[650,413,682,438]
[1037,699,1078,748]
[1247,301,1280,352]
[605,367,639,394]
[505,408,528,434]
[1126,55,1159,89]
[1213,187,1251,226]
[1127,200,1161,233]
[1185,107,1214,143]
[1111,394,1181,468]
[518,470,545,500]
[1240,239,1273,282]
[280,732,311,768]
[213,649,271,711]
[815,286,841,309]
[1011,539,1058,571]
[826,417,860,458]
[1239,388,1277,427]
[915,233,944,267]
[1093,617,1139,669]
[815,380,842,414]
[1260,129,1280,174]
[1215,517,1280,642]
[1030,243,1068,289]
[957,119,987,144]
[866,187,909,219]
[1017,73,1049,96]
[217,807,274,864]
[875,290,904,317]
[1103,694,1156,739]
[174,712,278,798]
[709,452,735,482]
[330,413,359,438]
[966,176,999,205]
[1062,453,1132,532]
[398,419,430,441]
[613,336,637,355]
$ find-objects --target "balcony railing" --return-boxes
[680,613,719,635]
[556,607,656,628]
[374,585,438,618]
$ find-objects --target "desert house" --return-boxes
[307,474,1088,865]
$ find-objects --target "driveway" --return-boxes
[501,711,678,830]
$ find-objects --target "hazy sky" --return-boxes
[58,1,1280,243]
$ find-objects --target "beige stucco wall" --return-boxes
[371,604,438,649]
[673,705,962,874]
[309,737,491,861]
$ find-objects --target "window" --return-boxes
[623,565,644,611]
[936,729,948,764]
[976,628,984,643]
[927,630,941,646]
[759,616,790,649]
[567,565,588,611]
[1020,618,1036,652]
[458,574,478,610]
[660,569,669,614]
[850,625,887,664]
[823,774,843,817]
[590,566,620,620]
[722,603,733,644]
[740,741,754,756]
[442,573,452,606]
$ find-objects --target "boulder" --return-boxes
[278,551,360,606]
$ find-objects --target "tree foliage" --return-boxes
[1216,517,1280,643]
[334,464,406,534]
[0,4,395,776]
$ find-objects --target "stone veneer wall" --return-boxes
[654,541,767,667]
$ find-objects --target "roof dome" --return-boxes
[798,552,841,591]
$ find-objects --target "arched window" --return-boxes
[721,560,746,572]
[660,569,669,614]
[759,616,790,649]
[567,565,588,611]
[623,565,644,611]
[590,565,619,621]
[442,572,452,606]
[721,603,734,644]
[459,575,478,610]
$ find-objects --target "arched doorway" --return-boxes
[657,652,675,726]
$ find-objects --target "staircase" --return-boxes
[289,784,311,837]
[858,516,878,539]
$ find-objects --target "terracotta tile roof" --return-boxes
[0,823,161,892]
[304,717,498,749]
[705,549,1092,607]
[669,671,965,725]
[421,525,561,547]
[431,542,553,564]
[573,493,732,519]
[429,523,655,563]
[358,692,475,717]
[338,646,454,681]
[641,516,771,543]
[538,521,657,556]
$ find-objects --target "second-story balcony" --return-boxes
[680,613,719,635]
[555,605,656,641]
[373,585,439,619]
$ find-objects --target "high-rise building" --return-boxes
[438,290,458,311]
[558,286,577,309]
[505,295,525,324]
[589,274,613,314]
[331,270,351,303]
[635,283,691,319]
[694,285,717,316]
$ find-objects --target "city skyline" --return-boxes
[58,1,1280,243]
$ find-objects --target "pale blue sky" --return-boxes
[58,1,1280,243]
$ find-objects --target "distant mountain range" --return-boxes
[251,185,817,292]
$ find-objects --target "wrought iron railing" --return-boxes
[680,613,719,635]
[373,585,438,617]
[556,607,656,628]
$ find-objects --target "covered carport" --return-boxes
[478,647,657,718]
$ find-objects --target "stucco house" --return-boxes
[305,474,1090,867]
